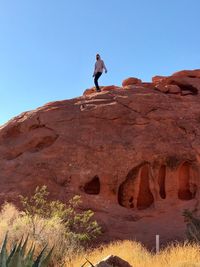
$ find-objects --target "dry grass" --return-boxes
[1,203,200,267]
[0,203,83,266]
[70,240,200,267]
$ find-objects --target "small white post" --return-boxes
[156,235,160,253]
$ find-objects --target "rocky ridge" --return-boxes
[1,69,200,247]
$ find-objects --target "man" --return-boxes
[93,54,107,92]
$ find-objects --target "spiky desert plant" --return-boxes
[0,233,53,267]
[81,258,95,267]
[183,209,200,242]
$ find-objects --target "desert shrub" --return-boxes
[19,186,101,243]
[0,186,101,266]
[0,204,79,266]
[183,209,200,242]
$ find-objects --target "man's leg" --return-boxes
[94,72,102,92]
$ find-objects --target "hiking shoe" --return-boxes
[96,89,101,92]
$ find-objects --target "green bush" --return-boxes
[19,186,101,244]
[0,186,101,266]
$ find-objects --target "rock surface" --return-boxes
[1,70,200,248]
[122,77,142,87]
[95,263,111,267]
[95,255,132,267]
[152,69,200,95]
[84,86,121,96]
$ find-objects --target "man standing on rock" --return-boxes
[93,54,107,92]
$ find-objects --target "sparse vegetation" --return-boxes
[72,240,200,267]
[71,210,200,266]
[183,209,200,242]
[0,186,101,266]
[1,187,200,266]
[19,186,101,244]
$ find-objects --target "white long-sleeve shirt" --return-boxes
[93,58,107,75]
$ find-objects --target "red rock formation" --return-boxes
[1,70,200,248]
[122,77,142,87]
[83,86,121,96]
[152,69,200,95]
[152,75,166,84]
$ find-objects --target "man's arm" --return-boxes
[93,63,96,77]
[102,61,107,73]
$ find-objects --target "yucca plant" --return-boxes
[0,233,53,267]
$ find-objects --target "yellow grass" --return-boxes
[1,203,200,267]
[69,240,200,267]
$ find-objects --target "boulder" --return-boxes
[122,77,142,87]
[152,75,167,84]
[155,84,169,93]
[95,255,132,267]
[83,87,97,96]
[153,70,200,95]
[172,69,200,78]
[165,84,181,94]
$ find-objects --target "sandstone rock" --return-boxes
[153,72,200,95]
[155,84,169,93]
[152,75,167,84]
[83,86,121,96]
[83,87,97,96]
[165,84,181,94]
[153,69,200,95]
[102,85,121,92]
[95,255,132,267]
[124,82,155,91]
[122,77,142,87]
[123,85,144,90]
[181,90,193,96]
[169,77,199,95]
[1,70,200,248]
[141,82,155,89]
[172,69,200,78]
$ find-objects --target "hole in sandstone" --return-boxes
[118,183,135,209]
[30,135,59,152]
[188,75,196,78]
[178,162,195,200]
[118,164,143,209]
[170,81,198,95]
[129,196,133,203]
[158,165,166,199]
[84,176,100,195]
[137,165,154,210]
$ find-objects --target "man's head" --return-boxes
[96,54,100,60]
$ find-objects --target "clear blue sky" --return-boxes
[0,0,200,125]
